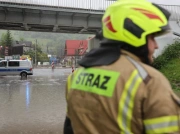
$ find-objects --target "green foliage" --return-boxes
[153,38,180,69]
[6,30,13,47]
[0,30,13,57]
[0,30,94,60]
[37,52,49,63]
[152,38,180,91]
[0,30,13,47]
[0,30,93,56]
[24,49,35,61]
[159,58,180,91]
[24,44,49,63]
[19,37,25,41]
[0,33,7,46]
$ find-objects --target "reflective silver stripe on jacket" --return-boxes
[126,56,149,82]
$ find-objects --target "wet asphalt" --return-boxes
[0,68,180,134]
[0,68,71,134]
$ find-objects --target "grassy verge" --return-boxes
[153,38,180,92]
[159,58,180,91]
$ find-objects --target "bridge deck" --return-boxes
[0,1,179,34]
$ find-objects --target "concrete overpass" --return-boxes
[0,0,105,34]
[0,0,179,34]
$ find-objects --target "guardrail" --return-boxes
[0,0,113,11]
[0,0,180,20]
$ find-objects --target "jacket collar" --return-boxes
[121,49,142,62]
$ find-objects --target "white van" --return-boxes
[0,60,33,77]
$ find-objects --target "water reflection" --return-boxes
[0,69,70,133]
[25,82,31,109]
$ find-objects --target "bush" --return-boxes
[153,38,180,69]
[153,55,167,69]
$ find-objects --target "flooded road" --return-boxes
[0,68,71,134]
[0,68,180,134]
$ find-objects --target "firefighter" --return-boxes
[63,25,103,134]
[72,66,74,73]
[51,61,54,71]
[65,0,180,133]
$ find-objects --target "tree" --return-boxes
[0,30,13,56]
[19,37,25,41]
[35,44,42,53]
[6,30,13,47]
[0,30,13,47]
[24,49,35,61]
[24,43,49,63]
[37,52,49,63]
[0,33,7,46]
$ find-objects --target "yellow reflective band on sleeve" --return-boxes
[67,74,72,93]
[66,74,72,114]
[143,116,179,134]
[67,70,78,96]
[71,68,120,97]
[66,70,78,114]
[118,70,142,134]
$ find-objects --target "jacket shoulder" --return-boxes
[142,63,169,81]
[140,63,172,91]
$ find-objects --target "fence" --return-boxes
[1,0,180,20]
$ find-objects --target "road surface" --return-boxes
[0,68,71,134]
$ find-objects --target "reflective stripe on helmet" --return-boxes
[143,116,179,134]
[118,70,142,133]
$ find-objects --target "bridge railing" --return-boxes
[0,0,180,21]
[160,5,180,21]
[0,0,114,11]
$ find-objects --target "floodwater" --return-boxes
[0,68,71,134]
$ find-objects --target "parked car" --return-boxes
[0,59,33,78]
[0,58,4,61]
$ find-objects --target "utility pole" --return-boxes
[75,49,76,68]
[60,45,62,61]
[35,39,37,66]
[75,49,78,69]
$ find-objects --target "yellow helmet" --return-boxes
[102,0,171,47]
